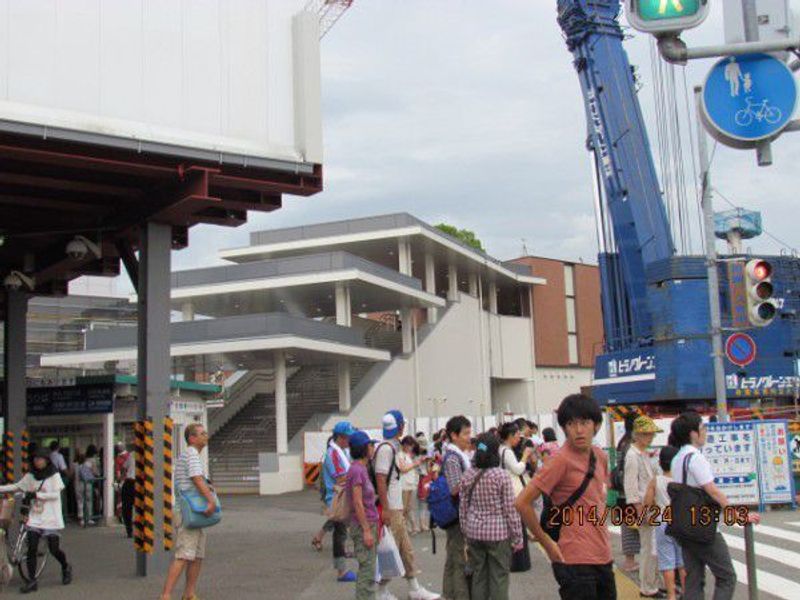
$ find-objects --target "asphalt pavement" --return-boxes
[1,491,797,599]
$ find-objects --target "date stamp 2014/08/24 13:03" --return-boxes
[544,504,752,528]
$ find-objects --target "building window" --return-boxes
[566,297,577,334]
[564,264,575,297]
[568,334,579,365]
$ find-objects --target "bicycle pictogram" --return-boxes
[735,97,782,127]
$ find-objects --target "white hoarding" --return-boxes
[0,0,321,167]
[755,420,794,504]
[703,422,760,505]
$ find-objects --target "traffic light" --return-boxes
[626,0,711,35]
[744,259,778,327]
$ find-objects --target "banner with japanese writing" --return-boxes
[704,422,760,505]
[755,420,794,504]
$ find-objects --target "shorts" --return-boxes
[655,522,684,571]
[174,508,207,561]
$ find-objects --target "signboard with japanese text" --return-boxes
[756,420,794,504]
[26,383,114,416]
[704,422,760,504]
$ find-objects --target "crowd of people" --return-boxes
[305,395,760,600]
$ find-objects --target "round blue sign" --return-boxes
[726,332,757,367]
[702,53,797,148]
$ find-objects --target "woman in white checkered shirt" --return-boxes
[459,433,523,600]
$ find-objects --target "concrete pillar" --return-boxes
[103,412,115,526]
[136,221,172,576]
[400,308,413,354]
[489,281,498,314]
[2,290,28,482]
[338,361,351,412]
[181,304,196,382]
[469,273,478,297]
[335,282,352,327]
[447,263,459,302]
[181,302,195,321]
[424,253,438,324]
[398,238,412,276]
[274,350,288,454]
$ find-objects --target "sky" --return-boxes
[81,0,800,296]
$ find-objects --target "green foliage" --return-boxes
[434,223,485,252]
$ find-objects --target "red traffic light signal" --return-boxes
[744,259,778,327]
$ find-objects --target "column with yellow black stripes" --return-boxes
[20,430,29,475]
[142,418,155,554]
[163,417,174,551]
[3,431,14,484]
[134,421,146,551]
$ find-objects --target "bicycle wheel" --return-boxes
[765,106,782,124]
[16,530,48,583]
[735,109,753,127]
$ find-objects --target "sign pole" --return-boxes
[694,86,729,422]
[739,0,773,166]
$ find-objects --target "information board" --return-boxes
[27,383,114,416]
[756,420,794,504]
[704,422,760,505]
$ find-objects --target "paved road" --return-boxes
[2,492,797,598]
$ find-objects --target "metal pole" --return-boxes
[694,86,729,423]
[741,0,773,165]
[744,521,759,600]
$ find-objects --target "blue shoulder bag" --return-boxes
[178,485,222,529]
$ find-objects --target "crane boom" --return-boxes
[558,0,675,348]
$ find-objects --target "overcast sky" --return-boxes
[91,0,800,295]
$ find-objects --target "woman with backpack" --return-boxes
[0,449,72,593]
[459,433,522,600]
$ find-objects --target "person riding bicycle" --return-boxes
[0,448,72,594]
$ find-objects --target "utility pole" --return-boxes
[694,86,729,423]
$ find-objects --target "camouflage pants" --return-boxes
[350,523,378,600]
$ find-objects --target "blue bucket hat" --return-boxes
[333,421,356,438]
[382,410,405,439]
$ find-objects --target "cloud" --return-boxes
[96,0,799,298]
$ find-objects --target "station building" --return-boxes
[39,213,604,495]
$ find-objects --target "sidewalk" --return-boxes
[0,491,730,599]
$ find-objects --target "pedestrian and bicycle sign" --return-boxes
[726,332,757,367]
[702,53,797,148]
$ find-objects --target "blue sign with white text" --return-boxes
[703,53,796,145]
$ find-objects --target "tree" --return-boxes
[435,223,485,252]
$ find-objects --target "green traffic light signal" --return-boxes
[638,0,701,21]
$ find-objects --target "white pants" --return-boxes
[639,524,661,595]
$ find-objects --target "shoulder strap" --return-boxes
[376,442,398,483]
[464,469,486,513]
[559,449,597,509]
[682,453,693,484]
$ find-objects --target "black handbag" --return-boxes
[666,453,719,545]
[540,450,596,543]
[510,533,531,572]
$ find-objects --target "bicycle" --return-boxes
[2,493,48,583]
[734,97,782,127]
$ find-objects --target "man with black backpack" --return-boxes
[374,410,440,600]
[515,394,616,600]
[439,415,472,600]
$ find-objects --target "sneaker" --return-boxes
[337,570,357,583]
[408,587,441,600]
[62,564,73,585]
[20,580,38,594]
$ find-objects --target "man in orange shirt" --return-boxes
[515,394,616,600]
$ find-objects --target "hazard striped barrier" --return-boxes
[3,432,14,483]
[134,421,145,551]
[304,462,321,486]
[606,405,643,422]
[163,417,174,551]
[20,431,29,475]
[142,418,155,554]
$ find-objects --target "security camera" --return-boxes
[66,235,101,261]
[3,271,35,292]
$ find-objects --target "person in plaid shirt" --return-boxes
[459,433,523,600]
[441,416,473,600]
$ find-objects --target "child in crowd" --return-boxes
[398,436,423,534]
[644,445,685,600]
[346,431,380,600]
[515,394,616,600]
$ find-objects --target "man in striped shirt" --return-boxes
[161,423,215,600]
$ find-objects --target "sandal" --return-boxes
[311,538,323,552]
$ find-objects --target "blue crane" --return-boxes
[556,0,800,407]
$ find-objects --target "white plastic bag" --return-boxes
[375,526,406,581]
